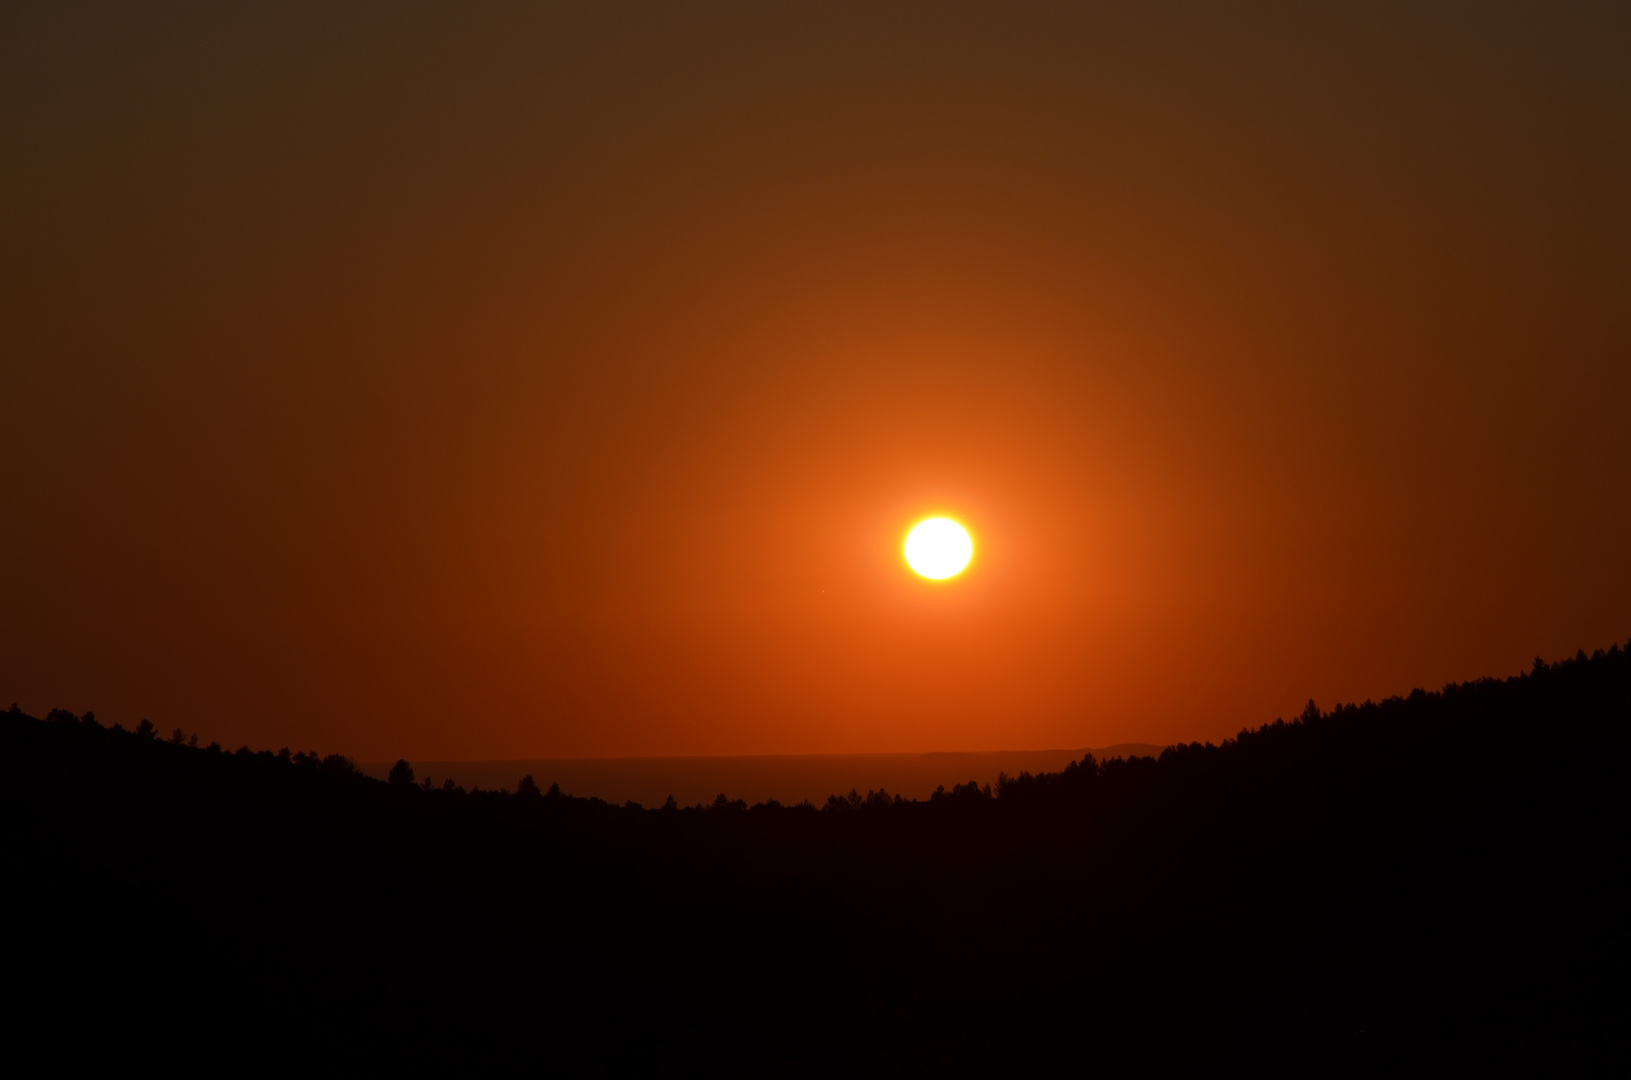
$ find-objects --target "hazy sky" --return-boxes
[3,2,1628,759]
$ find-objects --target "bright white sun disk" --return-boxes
[905,518,972,579]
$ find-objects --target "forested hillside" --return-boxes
[10,645,1626,1071]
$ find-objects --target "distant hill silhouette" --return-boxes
[9,645,1625,1072]
[355,744,1170,807]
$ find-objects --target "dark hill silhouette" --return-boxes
[353,745,1166,808]
[8,645,1626,1072]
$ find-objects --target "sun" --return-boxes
[904,518,973,579]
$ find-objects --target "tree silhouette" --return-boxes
[5,639,1625,1071]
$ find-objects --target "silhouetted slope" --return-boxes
[8,646,1627,1072]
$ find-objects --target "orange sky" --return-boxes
[3,3,1628,760]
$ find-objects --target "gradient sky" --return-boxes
[4,2,1628,760]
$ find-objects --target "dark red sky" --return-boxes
[3,3,1628,760]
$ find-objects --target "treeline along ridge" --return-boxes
[10,646,1626,1071]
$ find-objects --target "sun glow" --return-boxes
[904,518,973,579]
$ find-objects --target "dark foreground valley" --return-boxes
[10,647,1627,1073]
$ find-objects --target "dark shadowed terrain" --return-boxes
[355,746,1166,808]
[10,647,1626,1072]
